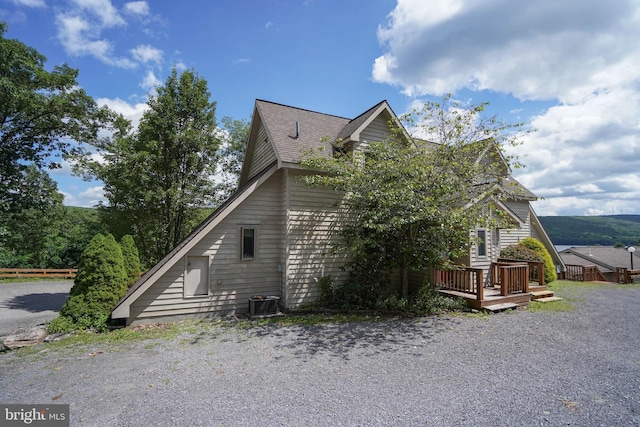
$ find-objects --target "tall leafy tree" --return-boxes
[303,95,527,298]
[0,22,114,208]
[217,116,249,200]
[78,68,222,265]
[0,165,64,268]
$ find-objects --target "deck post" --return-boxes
[500,266,508,296]
[476,269,483,301]
[537,261,545,287]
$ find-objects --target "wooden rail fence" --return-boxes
[0,268,77,279]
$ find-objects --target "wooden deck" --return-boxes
[434,261,560,312]
[440,284,555,311]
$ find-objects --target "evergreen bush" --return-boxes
[120,234,141,287]
[50,233,129,332]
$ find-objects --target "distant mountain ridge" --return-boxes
[538,215,640,246]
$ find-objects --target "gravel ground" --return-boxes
[1,283,639,426]
[0,280,73,338]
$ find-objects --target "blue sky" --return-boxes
[2,0,639,216]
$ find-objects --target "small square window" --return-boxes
[241,227,255,260]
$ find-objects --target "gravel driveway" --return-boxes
[1,283,639,426]
[0,280,73,338]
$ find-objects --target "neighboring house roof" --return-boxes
[559,246,635,272]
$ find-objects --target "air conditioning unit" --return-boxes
[248,296,280,316]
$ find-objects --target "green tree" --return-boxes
[49,233,128,332]
[119,234,141,286]
[303,95,527,298]
[77,68,222,265]
[217,116,249,199]
[0,165,64,268]
[52,207,108,268]
[0,22,114,208]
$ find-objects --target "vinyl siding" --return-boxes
[128,171,284,321]
[355,114,390,148]
[468,200,533,284]
[284,169,349,308]
[501,201,531,247]
[247,125,277,180]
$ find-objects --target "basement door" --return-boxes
[185,256,209,296]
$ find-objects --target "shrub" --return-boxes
[51,233,129,333]
[409,284,466,315]
[500,244,541,262]
[519,237,557,283]
[120,234,141,287]
[318,276,336,306]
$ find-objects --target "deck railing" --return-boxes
[0,268,77,279]
[496,264,529,296]
[434,267,484,301]
[615,267,639,284]
[497,259,545,286]
[564,264,605,282]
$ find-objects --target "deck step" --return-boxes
[483,302,519,312]
[531,290,555,299]
[533,296,563,303]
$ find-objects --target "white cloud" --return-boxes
[96,97,148,130]
[9,0,46,7]
[375,0,640,216]
[61,185,106,207]
[374,0,640,101]
[124,1,149,16]
[69,0,125,28]
[55,9,136,68]
[130,44,163,65]
[139,70,161,92]
[53,0,161,68]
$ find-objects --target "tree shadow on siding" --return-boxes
[244,315,463,360]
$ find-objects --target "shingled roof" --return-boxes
[254,100,351,164]
[559,246,636,272]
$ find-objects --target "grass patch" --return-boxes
[527,280,640,313]
[527,299,574,313]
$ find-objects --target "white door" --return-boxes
[185,256,209,296]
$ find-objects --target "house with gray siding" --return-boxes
[112,99,560,324]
